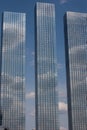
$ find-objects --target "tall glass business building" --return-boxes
[35,2,59,130]
[64,12,87,130]
[0,12,26,130]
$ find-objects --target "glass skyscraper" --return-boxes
[35,2,59,130]
[0,12,26,130]
[64,12,87,130]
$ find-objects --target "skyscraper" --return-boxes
[0,12,26,130]
[64,11,87,130]
[35,2,59,130]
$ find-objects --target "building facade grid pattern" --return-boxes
[64,12,87,130]
[0,12,26,130]
[35,2,59,130]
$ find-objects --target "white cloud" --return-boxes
[0,72,25,129]
[38,71,57,80]
[69,46,87,67]
[69,44,86,54]
[15,76,25,83]
[59,0,68,4]
[59,102,67,111]
[26,92,35,99]
[60,126,67,130]
[2,21,25,53]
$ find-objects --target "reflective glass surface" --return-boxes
[0,12,26,130]
[35,2,59,130]
[64,12,87,130]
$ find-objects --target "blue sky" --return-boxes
[0,0,87,130]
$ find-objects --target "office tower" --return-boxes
[35,2,59,130]
[64,11,87,130]
[0,12,26,130]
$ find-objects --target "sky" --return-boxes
[0,0,87,130]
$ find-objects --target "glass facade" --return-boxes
[35,2,59,130]
[0,12,26,130]
[64,12,87,130]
